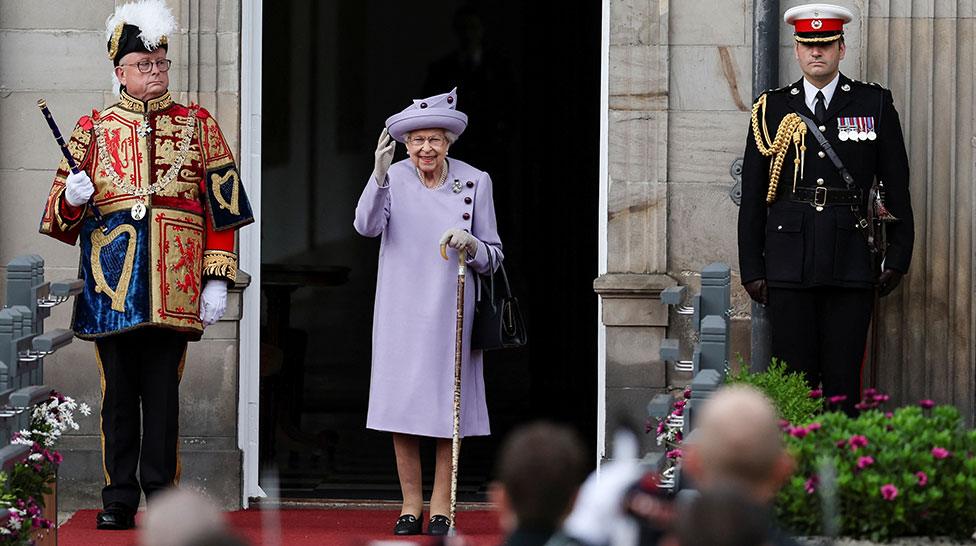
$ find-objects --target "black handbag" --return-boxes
[471,253,527,351]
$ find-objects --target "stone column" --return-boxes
[595,0,674,456]
[864,2,976,422]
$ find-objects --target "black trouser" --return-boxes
[95,327,188,511]
[767,286,874,415]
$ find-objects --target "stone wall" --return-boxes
[0,0,245,509]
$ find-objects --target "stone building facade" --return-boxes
[0,0,973,509]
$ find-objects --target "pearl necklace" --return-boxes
[417,160,448,189]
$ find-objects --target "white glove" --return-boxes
[199,280,228,326]
[64,170,94,207]
[372,128,395,186]
[439,228,479,258]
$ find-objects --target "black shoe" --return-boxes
[428,514,451,536]
[394,514,422,535]
[96,508,135,530]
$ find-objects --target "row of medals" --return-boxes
[837,117,876,142]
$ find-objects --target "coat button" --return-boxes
[462,212,471,220]
[818,151,826,158]
[466,181,474,188]
[818,125,826,132]
[777,225,783,230]
[816,178,824,186]
[464,196,472,204]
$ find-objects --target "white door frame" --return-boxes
[238,0,264,507]
[235,0,613,499]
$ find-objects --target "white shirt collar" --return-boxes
[803,72,841,112]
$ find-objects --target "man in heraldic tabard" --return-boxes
[37,0,253,530]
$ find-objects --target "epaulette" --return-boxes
[852,79,889,91]
[753,84,791,104]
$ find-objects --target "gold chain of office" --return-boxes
[751,94,807,204]
[93,109,198,197]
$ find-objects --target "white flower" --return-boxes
[28,453,43,462]
[79,403,92,416]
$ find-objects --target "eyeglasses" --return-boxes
[407,135,446,147]
[120,59,173,73]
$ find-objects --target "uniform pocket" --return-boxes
[764,213,804,283]
[833,213,874,282]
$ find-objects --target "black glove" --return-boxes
[743,279,768,305]
[877,269,903,297]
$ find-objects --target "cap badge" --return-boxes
[811,19,823,29]
[841,83,851,92]
[790,88,799,95]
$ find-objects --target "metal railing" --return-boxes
[0,255,80,446]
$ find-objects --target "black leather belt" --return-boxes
[791,186,862,208]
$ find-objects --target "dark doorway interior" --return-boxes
[259,0,600,501]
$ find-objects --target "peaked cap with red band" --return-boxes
[784,3,853,44]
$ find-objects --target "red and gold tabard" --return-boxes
[39,89,254,340]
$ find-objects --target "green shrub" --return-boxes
[726,358,823,425]
[777,403,976,541]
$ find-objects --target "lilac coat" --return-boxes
[354,158,503,438]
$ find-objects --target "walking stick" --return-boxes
[441,243,465,535]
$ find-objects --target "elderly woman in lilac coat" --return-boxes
[353,88,503,536]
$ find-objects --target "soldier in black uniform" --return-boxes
[737,3,914,414]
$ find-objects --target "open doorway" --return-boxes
[258,0,601,501]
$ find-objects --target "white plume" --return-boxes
[104,0,177,51]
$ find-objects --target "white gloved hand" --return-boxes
[199,280,228,326]
[439,228,479,258]
[372,128,396,186]
[64,170,94,207]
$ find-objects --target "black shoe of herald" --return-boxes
[393,513,422,535]
[428,514,451,536]
[96,507,135,530]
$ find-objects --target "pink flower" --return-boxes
[656,421,665,435]
[789,426,809,439]
[673,400,687,410]
[835,439,848,449]
[863,388,878,398]
[916,471,928,487]
[873,394,890,403]
[675,431,683,443]
[880,483,899,501]
[673,408,683,417]
[683,388,692,399]
[809,389,823,399]
[856,456,875,470]
[932,447,951,460]
[666,449,683,459]
[828,394,848,405]
[848,435,869,452]
[804,475,818,494]
[919,399,935,409]
[884,412,894,419]
[806,422,822,432]
[779,419,791,430]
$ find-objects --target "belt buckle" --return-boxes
[814,186,827,211]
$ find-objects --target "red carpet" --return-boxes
[59,508,503,546]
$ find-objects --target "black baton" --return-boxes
[37,98,106,231]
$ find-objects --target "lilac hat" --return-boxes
[385,87,468,143]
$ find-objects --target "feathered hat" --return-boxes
[105,0,177,93]
[385,88,468,143]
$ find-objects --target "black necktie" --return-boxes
[815,90,827,123]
